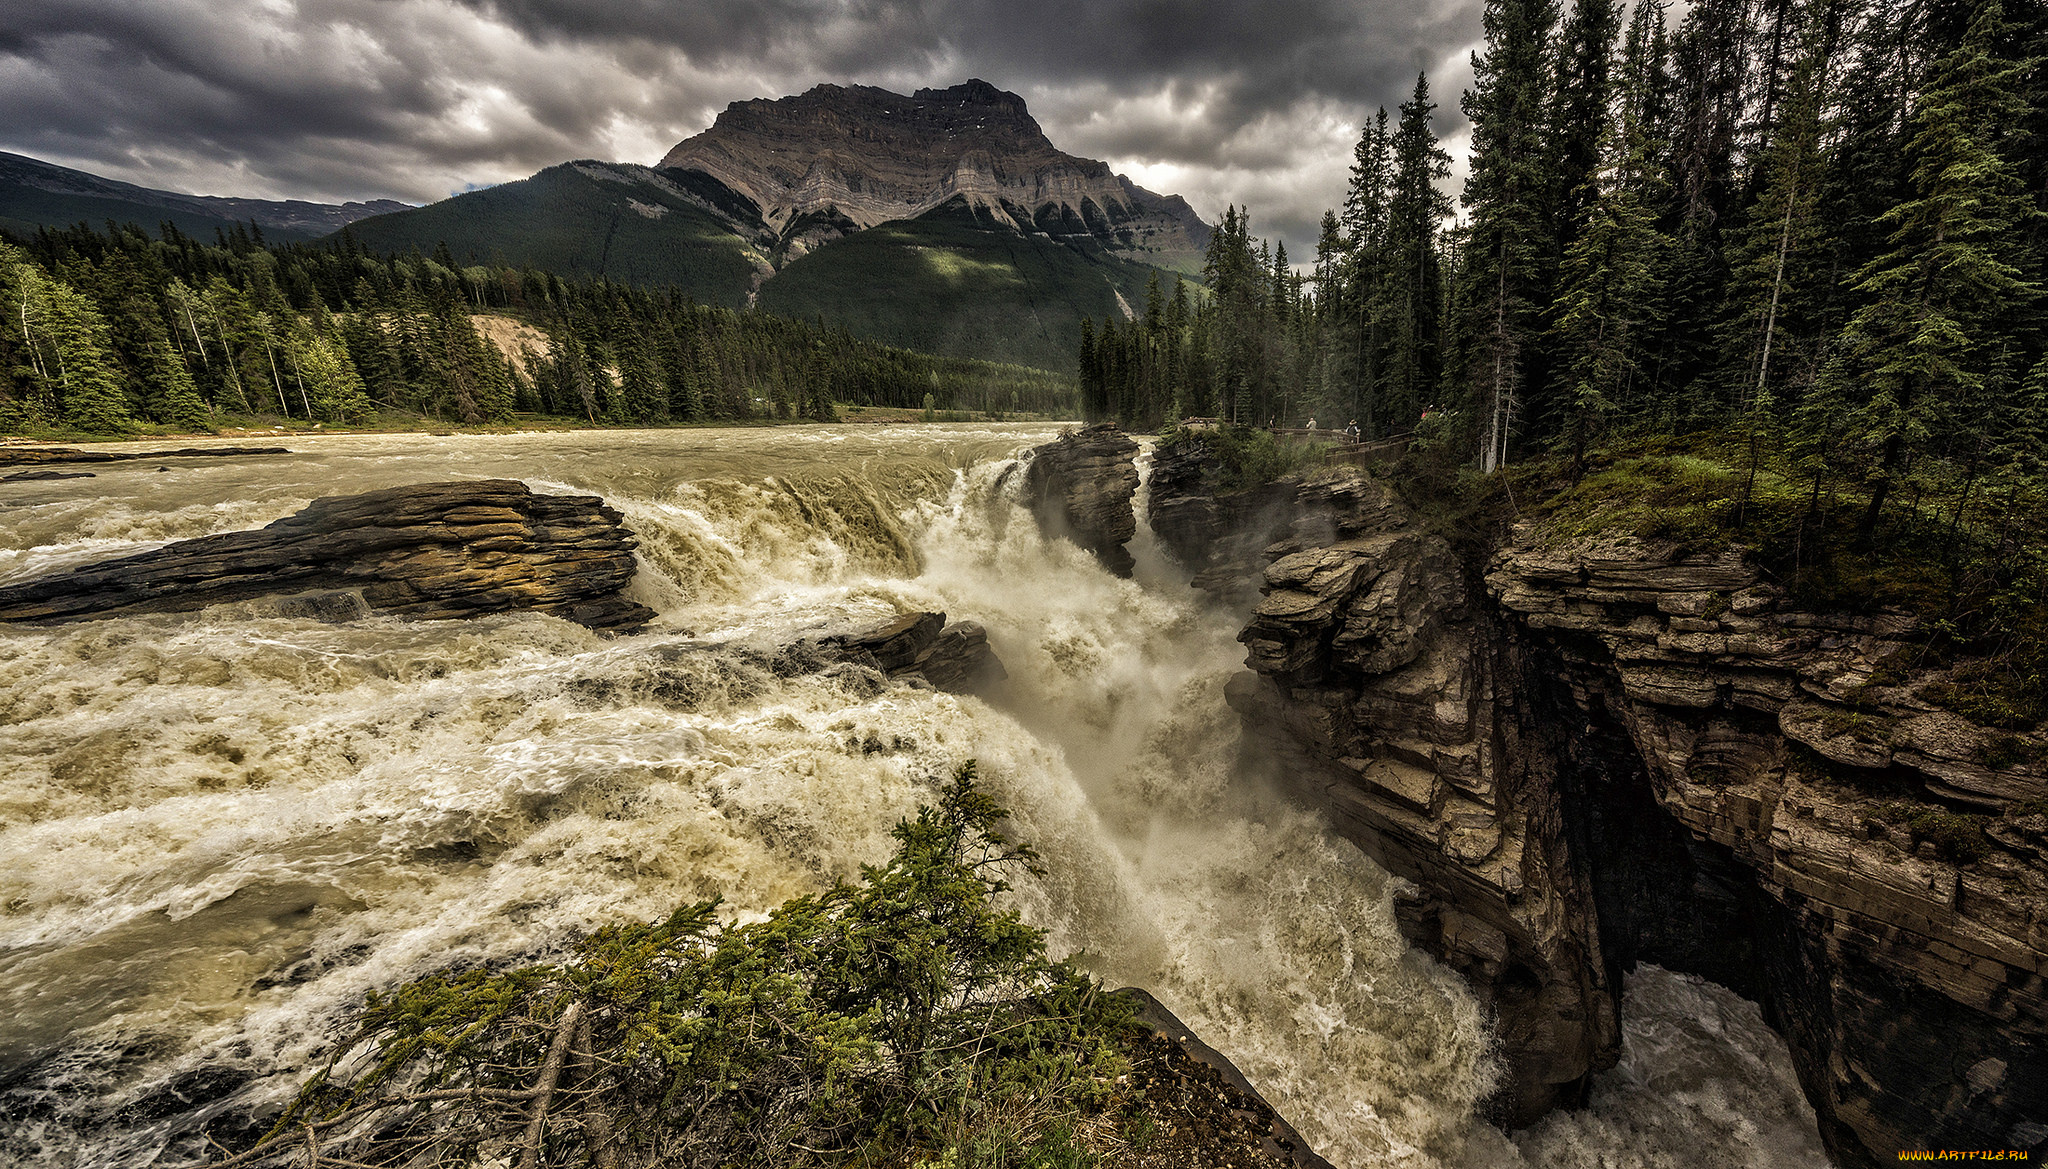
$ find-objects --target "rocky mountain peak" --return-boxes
[657,79,1208,267]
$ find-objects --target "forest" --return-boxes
[1082,0,2045,507]
[0,222,1075,435]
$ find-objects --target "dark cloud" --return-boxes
[0,0,1484,257]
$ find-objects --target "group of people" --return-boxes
[1303,417,1364,443]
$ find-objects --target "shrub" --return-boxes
[1158,423,1329,492]
[217,763,1130,1168]
[1875,802,1990,865]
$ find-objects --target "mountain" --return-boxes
[0,151,410,241]
[335,80,1209,371]
[659,80,1209,271]
[341,162,771,307]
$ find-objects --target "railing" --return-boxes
[1170,418,1415,466]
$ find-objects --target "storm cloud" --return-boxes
[0,0,1485,257]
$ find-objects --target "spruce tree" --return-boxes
[1825,0,2043,542]
[1384,72,1454,431]
[1454,0,1560,469]
[145,339,211,430]
[1550,0,1624,245]
[1719,0,1835,423]
[38,278,134,433]
[1340,109,1394,433]
[1549,114,1667,467]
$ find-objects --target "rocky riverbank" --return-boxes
[1030,428,2047,1168]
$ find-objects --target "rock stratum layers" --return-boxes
[1020,424,1142,576]
[1057,437,2044,1168]
[659,80,1209,266]
[0,479,655,632]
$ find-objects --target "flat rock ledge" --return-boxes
[0,444,291,467]
[0,479,655,632]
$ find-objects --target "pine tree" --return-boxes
[1825,0,2043,542]
[1455,0,1561,469]
[1339,109,1395,432]
[1549,115,1667,466]
[1719,0,1835,421]
[145,339,211,430]
[1550,0,1624,244]
[1383,72,1455,430]
[35,275,134,432]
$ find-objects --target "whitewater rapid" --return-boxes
[0,427,1828,1168]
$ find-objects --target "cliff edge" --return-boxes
[1132,451,2046,1168]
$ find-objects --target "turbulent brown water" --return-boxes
[0,427,1829,1168]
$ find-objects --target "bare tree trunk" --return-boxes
[516,1000,586,1169]
[261,331,291,417]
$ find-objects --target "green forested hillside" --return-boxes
[337,176,1182,372]
[340,164,767,307]
[759,198,1176,372]
[0,187,313,246]
[0,151,405,244]
[0,220,1075,435]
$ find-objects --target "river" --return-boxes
[0,426,1829,1168]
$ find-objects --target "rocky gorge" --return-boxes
[1033,429,2048,1168]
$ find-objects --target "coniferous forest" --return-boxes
[0,223,1074,435]
[1080,0,2046,721]
[1081,0,2046,500]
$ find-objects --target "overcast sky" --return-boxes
[1,0,1486,258]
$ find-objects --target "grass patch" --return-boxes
[1501,429,2048,729]
[1874,802,1992,865]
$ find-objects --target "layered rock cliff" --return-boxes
[1123,444,2046,1167]
[659,80,1209,266]
[0,479,654,632]
[1020,424,1142,576]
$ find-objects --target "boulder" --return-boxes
[801,611,1006,694]
[0,479,654,632]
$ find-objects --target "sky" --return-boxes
[0,0,1487,259]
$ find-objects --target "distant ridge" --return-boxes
[339,80,1207,371]
[0,151,410,241]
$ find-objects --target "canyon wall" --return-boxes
[1122,435,2046,1167]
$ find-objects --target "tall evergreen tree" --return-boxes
[1383,73,1455,429]
[1454,0,1561,469]
[1824,0,2043,541]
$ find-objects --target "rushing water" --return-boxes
[0,427,1829,1168]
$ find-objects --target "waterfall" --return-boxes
[0,427,1825,1168]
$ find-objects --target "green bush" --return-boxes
[1159,422,1330,492]
[1876,802,1991,865]
[220,763,1131,1168]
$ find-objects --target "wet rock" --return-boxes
[918,620,1007,692]
[0,445,291,466]
[804,611,1005,694]
[1113,987,1336,1169]
[1169,450,2048,1168]
[1022,424,1140,576]
[0,479,654,632]
[1,469,96,481]
[1146,440,1411,608]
